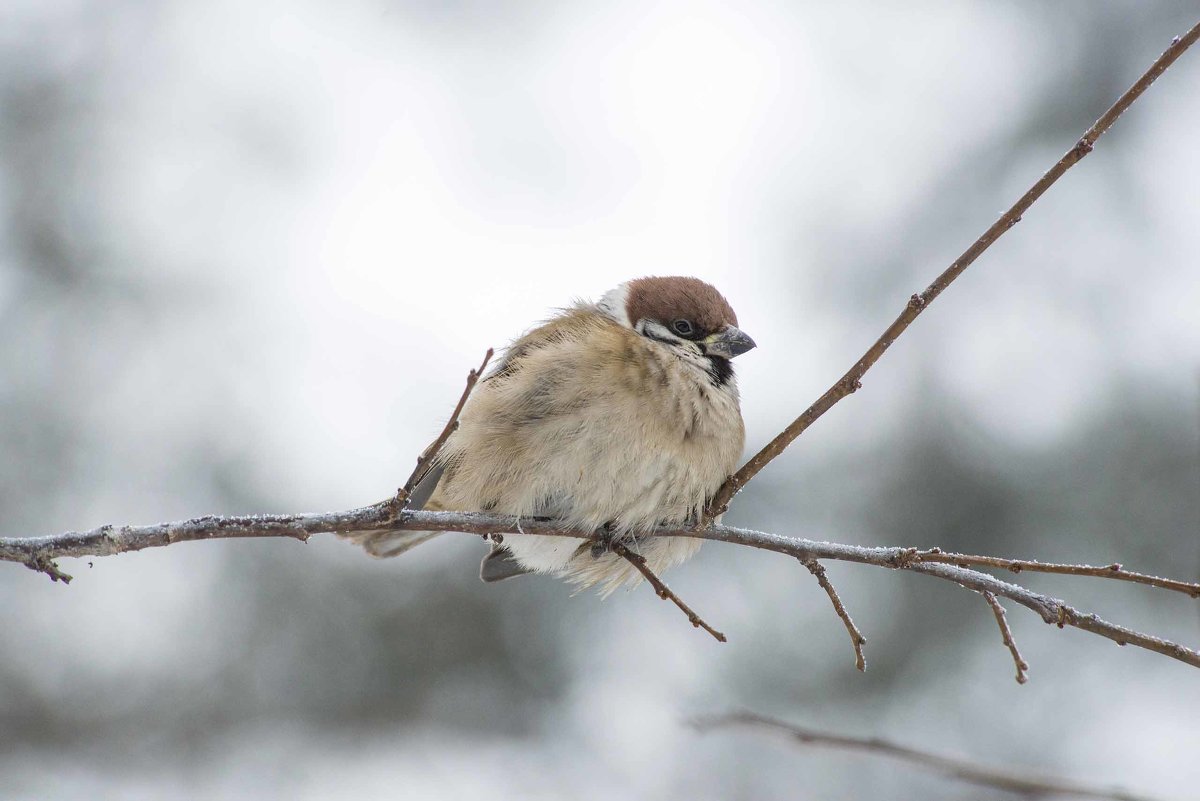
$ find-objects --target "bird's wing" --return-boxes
[339,452,448,558]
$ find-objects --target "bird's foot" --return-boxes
[590,523,617,558]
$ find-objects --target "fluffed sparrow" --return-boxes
[345,276,755,594]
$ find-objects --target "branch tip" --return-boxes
[802,558,867,672]
[26,555,71,583]
[982,591,1029,684]
[613,542,726,643]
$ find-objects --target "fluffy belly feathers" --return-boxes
[433,334,744,593]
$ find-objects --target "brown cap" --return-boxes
[625,276,738,335]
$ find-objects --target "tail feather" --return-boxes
[345,529,442,558]
[340,461,447,558]
[479,546,535,582]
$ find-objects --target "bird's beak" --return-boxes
[703,325,757,359]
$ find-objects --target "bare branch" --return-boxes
[982,591,1030,684]
[801,559,866,671]
[4,510,1198,671]
[913,549,1200,598]
[23,553,72,584]
[694,711,1166,801]
[704,20,1200,519]
[387,348,493,515]
[611,541,727,643]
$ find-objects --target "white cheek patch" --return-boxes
[640,319,677,342]
[597,283,632,328]
[640,321,705,361]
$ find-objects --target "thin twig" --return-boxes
[704,21,1200,520]
[694,711,1165,801]
[801,559,866,671]
[5,512,1198,671]
[611,541,727,643]
[388,347,493,515]
[24,553,72,584]
[913,548,1200,598]
[982,591,1030,684]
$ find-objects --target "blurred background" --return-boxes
[1,1,1198,798]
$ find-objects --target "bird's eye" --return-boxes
[672,319,695,337]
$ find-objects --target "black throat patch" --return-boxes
[706,356,735,387]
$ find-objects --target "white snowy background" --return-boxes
[1,2,1197,799]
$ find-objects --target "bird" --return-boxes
[343,276,755,594]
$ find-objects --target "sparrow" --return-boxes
[344,276,755,594]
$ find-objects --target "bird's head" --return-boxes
[598,276,756,379]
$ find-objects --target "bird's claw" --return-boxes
[590,523,616,558]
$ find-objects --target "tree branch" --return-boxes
[386,347,493,515]
[704,20,1200,519]
[693,711,1165,801]
[912,548,1200,598]
[982,591,1030,685]
[611,541,727,643]
[801,559,867,672]
[4,509,1197,672]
